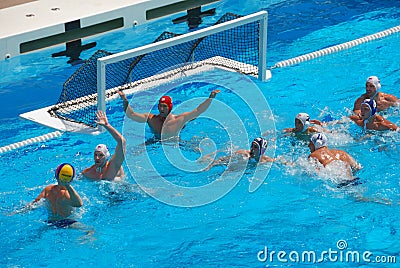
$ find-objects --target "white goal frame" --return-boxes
[97,11,269,113]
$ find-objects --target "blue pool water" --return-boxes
[1,0,400,267]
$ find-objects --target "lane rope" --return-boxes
[0,131,63,155]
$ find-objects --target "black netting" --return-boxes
[193,21,259,68]
[48,50,112,127]
[49,13,261,128]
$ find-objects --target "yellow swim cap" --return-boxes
[55,163,75,183]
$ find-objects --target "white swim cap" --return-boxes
[95,144,110,158]
[310,133,327,150]
[366,76,381,91]
[295,113,310,132]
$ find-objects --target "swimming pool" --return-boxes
[1,0,400,267]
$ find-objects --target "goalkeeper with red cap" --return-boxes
[118,89,220,140]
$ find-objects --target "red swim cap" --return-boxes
[159,96,173,112]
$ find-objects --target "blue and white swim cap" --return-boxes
[361,98,377,116]
[366,76,381,91]
[252,137,268,156]
[95,144,110,158]
[310,133,327,150]
[295,113,310,132]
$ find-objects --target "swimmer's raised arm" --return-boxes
[178,90,220,123]
[118,90,151,123]
[95,110,126,177]
[60,182,83,207]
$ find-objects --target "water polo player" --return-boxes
[82,110,126,180]
[350,99,398,131]
[352,75,399,117]
[283,112,325,134]
[308,133,361,174]
[118,89,220,140]
[32,163,83,226]
[204,137,275,171]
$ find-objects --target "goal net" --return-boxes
[20,11,268,133]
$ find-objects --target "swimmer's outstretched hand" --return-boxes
[209,90,220,99]
[7,201,40,216]
[95,110,109,127]
[118,89,128,102]
[118,90,130,113]
[275,156,294,166]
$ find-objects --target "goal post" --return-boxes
[258,12,268,81]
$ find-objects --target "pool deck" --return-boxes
[0,0,219,59]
